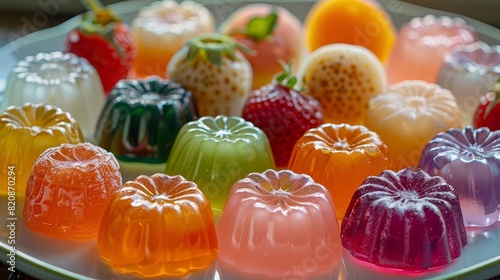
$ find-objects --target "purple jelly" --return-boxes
[341,167,467,271]
[419,126,500,227]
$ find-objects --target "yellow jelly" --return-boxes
[0,103,84,198]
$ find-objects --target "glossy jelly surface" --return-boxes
[98,173,218,277]
[419,126,500,227]
[165,115,275,214]
[23,142,122,239]
[304,0,396,64]
[95,76,198,163]
[437,42,500,125]
[0,103,84,198]
[365,80,462,170]
[0,52,105,138]
[217,169,342,279]
[341,167,468,271]
[131,0,215,78]
[387,15,478,84]
[288,123,390,219]
[299,43,387,125]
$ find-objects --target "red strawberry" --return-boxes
[242,65,323,167]
[66,0,135,93]
[473,78,500,131]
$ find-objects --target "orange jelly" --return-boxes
[304,0,396,64]
[97,173,218,277]
[23,143,122,239]
[288,123,390,219]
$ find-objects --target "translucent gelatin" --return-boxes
[97,173,218,277]
[165,116,275,214]
[304,0,396,64]
[23,142,122,239]
[299,43,387,125]
[0,52,105,138]
[217,169,342,279]
[341,167,468,271]
[387,15,478,84]
[0,104,84,198]
[437,42,500,125]
[288,123,390,219]
[131,0,215,78]
[95,76,198,163]
[365,81,462,170]
[219,4,304,89]
[419,126,500,227]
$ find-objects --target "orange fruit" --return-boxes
[304,0,396,64]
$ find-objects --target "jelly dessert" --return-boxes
[387,15,478,84]
[304,0,396,64]
[365,80,462,170]
[95,76,197,167]
[66,0,135,93]
[437,42,500,125]
[288,123,390,219]
[242,67,323,168]
[131,0,215,78]
[98,173,218,277]
[474,78,500,131]
[217,169,342,279]
[419,126,500,227]
[23,142,121,239]
[168,34,253,117]
[299,43,387,125]
[165,116,275,214]
[219,4,304,89]
[0,52,105,138]
[0,104,84,198]
[341,167,468,271]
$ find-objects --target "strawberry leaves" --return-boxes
[245,6,278,41]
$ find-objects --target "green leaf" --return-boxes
[245,6,278,41]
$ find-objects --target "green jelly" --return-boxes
[95,77,198,163]
[165,115,276,213]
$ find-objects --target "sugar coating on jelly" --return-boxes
[98,173,218,277]
[23,142,122,239]
[419,126,500,227]
[217,169,342,279]
[341,167,467,271]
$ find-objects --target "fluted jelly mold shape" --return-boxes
[0,103,84,198]
[95,76,198,164]
[341,167,468,271]
[436,42,500,125]
[386,15,478,84]
[1,52,105,138]
[288,123,390,219]
[23,142,122,239]
[217,169,342,279]
[419,126,500,227]
[97,173,218,277]
[165,115,275,214]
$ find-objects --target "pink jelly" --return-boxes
[386,15,478,84]
[217,169,342,279]
[419,126,500,227]
[341,167,467,271]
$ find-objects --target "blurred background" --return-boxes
[0,0,499,49]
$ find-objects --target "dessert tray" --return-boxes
[1,0,500,279]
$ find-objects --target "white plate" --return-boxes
[1,1,500,279]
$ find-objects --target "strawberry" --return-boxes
[242,65,323,167]
[167,34,253,117]
[299,43,387,125]
[66,0,135,94]
[473,78,500,131]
